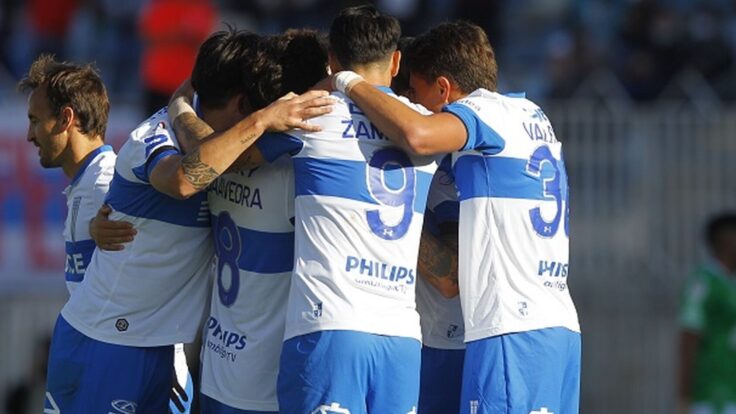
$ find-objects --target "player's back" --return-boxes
[63,145,116,295]
[61,108,213,347]
[444,89,579,342]
[201,156,294,411]
[259,88,440,342]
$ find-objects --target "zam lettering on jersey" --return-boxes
[341,103,390,141]
[208,168,263,209]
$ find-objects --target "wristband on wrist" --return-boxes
[168,96,196,120]
[334,71,365,95]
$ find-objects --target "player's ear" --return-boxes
[58,106,75,132]
[389,50,401,78]
[437,76,452,103]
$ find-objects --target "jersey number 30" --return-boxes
[526,145,570,238]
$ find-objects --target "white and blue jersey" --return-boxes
[416,163,465,350]
[201,156,294,412]
[257,87,440,342]
[63,145,115,295]
[416,164,466,414]
[61,107,213,347]
[442,89,580,342]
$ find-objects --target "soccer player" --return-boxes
[391,38,466,414]
[330,21,581,414]
[45,29,332,413]
[415,168,466,414]
[171,29,330,414]
[20,55,114,296]
[264,7,441,413]
[679,213,736,414]
[171,6,443,413]
[21,54,195,414]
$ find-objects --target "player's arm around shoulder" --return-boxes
[338,73,467,155]
[153,90,334,199]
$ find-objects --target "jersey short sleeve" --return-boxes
[127,109,181,183]
[442,92,505,155]
[256,132,304,163]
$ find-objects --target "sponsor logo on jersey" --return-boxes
[345,256,416,288]
[205,316,247,351]
[529,408,553,414]
[204,316,245,362]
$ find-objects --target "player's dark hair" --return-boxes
[405,21,498,93]
[191,26,280,111]
[329,5,401,69]
[267,28,329,95]
[18,54,109,139]
[705,212,736,254]
[391,36,414,96]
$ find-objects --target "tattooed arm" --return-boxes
[171,105,265,172]
[417,222,459,298]
[149,90,333,199]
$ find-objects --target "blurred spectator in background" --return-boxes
[138,0,216,114]
[679,213,736,414]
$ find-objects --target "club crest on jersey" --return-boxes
[115,318,129,332]
[110,399,137,414]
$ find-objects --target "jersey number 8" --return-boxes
[214,211,241,306]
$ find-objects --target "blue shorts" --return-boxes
[277,330,421,414]
[170,369,194,414]
[419,346,464,414]
[45,314,174,414]
[460,327,581,414]
[200,393,276,414]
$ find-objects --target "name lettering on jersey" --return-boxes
[209,176,262,209]
[457,98,481,112]
[205,317,247,359]
[65,253,86,275]
[341,119,388,141]
[522,121,557,143]
[522,108,557,143]
[345,255,415,294]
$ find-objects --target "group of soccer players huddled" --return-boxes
[23,4,580,414]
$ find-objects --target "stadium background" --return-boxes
[1,0,736,413]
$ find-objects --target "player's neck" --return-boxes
[345,64,393,88]
[62,133,105,179]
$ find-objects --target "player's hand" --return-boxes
[168,79,196,125]
[89,204,136,251]
[169,79,195,107]
[169,369,188,413]
[259,90,334,132]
